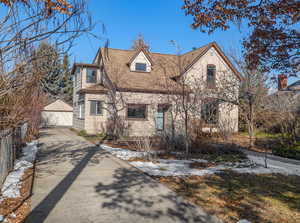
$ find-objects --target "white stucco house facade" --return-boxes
[71,42,242,136]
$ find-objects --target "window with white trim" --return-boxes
[86,68,97,83]
[78,102,84,119]
[74,68,80,87]
[90,100,103,115]
[135,63,147,72]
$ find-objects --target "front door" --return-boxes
[156,104,170,131]
[156,109,164,131]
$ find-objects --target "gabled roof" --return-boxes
[287,80,300,91]
[88,42,241,93]
[98,48,182,93]
[78,85,108,94]
[127,47,154,66]
[179,42,243,81]
[43,99,73,111]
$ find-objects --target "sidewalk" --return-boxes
[26,128,222,223]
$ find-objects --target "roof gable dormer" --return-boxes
[128,48,153,72]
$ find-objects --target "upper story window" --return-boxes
[207,65,216,88]
[86,68,97,83]
[135,63,147,72]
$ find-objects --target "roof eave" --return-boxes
[71,63,100,74]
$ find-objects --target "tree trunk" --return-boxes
[248,101,254,148]
[184,110,189,159]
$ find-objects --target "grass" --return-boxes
[239,131,281,139]
[69,128,106,144]
[201,153,247,163]
[157,171,300,223]
[273,142,300,160]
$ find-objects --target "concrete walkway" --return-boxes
[26,128,221,223]
[240,148,300,176]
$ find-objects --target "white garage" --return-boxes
[42,99,73,127]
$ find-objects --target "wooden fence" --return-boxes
[0,123,28,187]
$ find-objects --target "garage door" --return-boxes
[41,111,73,127]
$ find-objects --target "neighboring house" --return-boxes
[273,75,300,100]
[71,42,242,136]
[266,76,300,115]
[42,99,73,127]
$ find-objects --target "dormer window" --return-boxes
[86,68,97,83]
[135,63,147,72]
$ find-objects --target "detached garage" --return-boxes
[42,99,73,127]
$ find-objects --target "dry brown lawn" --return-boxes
[156,171,300,223]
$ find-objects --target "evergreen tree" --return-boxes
[61,54,73,102]
[34,42,62,96]
[33,42,73,102]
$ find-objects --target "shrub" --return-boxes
[272,143,300,160]
[96,132,106,138]
[78,130,88,137]
[158,131,186,151]
[69,128,76,132]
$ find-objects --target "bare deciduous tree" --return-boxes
[157,41,240,157]
[0,0,96,133]
[131,33,150,51]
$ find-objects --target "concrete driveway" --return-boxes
[26,128,221,223]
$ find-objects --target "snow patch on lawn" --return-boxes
[131,161,223,176]
[101,144,149,160]
[0,141,38,199]
[101,144,298,177]
[131,160,294,177]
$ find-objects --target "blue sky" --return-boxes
[0,0,298,85]
[73,0,299,85]
[71,0,248,63]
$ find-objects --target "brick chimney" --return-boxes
[278,74,287,91]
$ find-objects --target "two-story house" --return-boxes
[71,42,242,136]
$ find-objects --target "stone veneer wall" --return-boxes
[84,93,108,134]
[83,91,173,136]
[82,91,239,136]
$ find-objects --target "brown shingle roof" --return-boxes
[78,85,108,94]
[89,42,241,94]
[71,63,100,74]
[99,48,184,93]
[287,80,300,91]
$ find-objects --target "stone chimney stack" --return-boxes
[278,74,287,91]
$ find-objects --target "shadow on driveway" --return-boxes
[94,161,221,223]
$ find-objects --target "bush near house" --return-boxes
[69,128,106,144]
[273,143,300,160]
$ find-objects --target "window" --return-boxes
[201,100,218,125]
[135,63,147,72]
[78,102,84,119]
[74,68,80,87]
[207,65,216,88]
[86,68,97,83]
[90,100,103,115]
[127,104,147,119]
